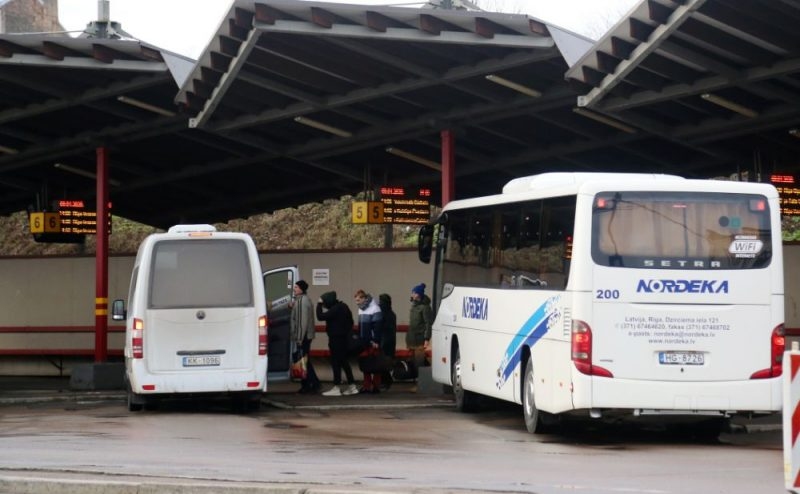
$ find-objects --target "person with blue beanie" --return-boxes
[407,283,432,387]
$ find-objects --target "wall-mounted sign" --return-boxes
[312,268,330,286]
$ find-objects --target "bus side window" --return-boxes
[539,196,576,290]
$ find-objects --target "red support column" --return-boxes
[441,129,455,207]
[95,147,109,363]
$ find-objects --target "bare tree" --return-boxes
[472,1,635,39]
[472,0,526,13]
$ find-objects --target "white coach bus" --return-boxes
[418,172,784,434]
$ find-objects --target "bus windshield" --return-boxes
[591,191,772,270]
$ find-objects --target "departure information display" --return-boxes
[771,175,800,216]
[380,186,431,224]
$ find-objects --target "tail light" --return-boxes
[571,319,612,377]
[258,315,268,356]
[132,318,144,359]
[750,324,785,379]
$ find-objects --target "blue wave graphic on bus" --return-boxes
[496,295,561,389]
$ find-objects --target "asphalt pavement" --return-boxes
[0,362,784,494]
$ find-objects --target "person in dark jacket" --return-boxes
[408,283,433,365]
[316,291,359,396]
[378,293,397,390]
[354,289,383,393]
[290,280,320,394]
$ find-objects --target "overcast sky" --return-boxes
[58,0,639,59]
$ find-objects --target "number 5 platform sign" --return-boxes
[352,201,384,224]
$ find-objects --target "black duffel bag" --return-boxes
[347,332,365,356]
[358,348,393,374]
[391,359,418,381]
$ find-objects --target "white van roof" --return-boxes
[167,224,217,234]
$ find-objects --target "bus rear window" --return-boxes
[591,191,772,269]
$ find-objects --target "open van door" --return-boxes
[264,266,298,382]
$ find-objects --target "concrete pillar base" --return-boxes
[69,362,124,390]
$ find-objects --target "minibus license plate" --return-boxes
[183,356,221,367]
[658,351,704,365]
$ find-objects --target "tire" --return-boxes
[675,417,728,441]
[522,358,540,433]
[522,358,559,433]
[231,392,262,413]
[248,395,262,412]
[452,346,478,412]
[126,380,144,412]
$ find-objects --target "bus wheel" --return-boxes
[523,358,545,433]
[452,346,478,412]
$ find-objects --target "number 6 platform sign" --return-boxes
[29,212,61,233]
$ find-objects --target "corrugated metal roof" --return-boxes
[566,0,800,178]
[0,0,799,228]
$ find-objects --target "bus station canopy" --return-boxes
[0,0,798,229]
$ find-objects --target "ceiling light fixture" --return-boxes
[572,107,636,134]
[294,116,353,138]
[0,144,18,154]
[385,147,441,171]
[54,163,121,186]
[485,74,542,98]
[700,93,758,118]
[789,129,800,139]
[117,96,176,117]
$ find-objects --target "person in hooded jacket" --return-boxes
[408,283,433,374]
[316,291,359,396]
[290,280,320,393]
[378,293,397,390]
[354,289,383,393]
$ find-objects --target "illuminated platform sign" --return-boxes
[380,186,432,225]
[770,175,800,216]
[57,199,112,234]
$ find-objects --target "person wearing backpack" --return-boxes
[316,291,359,396]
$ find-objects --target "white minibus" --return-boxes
[418,172,784,435]
[112,224,269,411]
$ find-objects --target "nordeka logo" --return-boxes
[462,296,489,320]
[636,279,729,294]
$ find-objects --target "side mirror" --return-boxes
[418,224,434,264]
[111,299,126,321]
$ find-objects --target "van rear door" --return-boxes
[264,266,298,381]
[144,238,259,374]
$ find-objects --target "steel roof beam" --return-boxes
[0,73,169,126]
[578,0,704,109]
[209,50,559,131]
[594,56,800,112]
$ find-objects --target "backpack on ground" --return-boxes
[391,359,418,381]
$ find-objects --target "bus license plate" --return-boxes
[183,356,221,367]
[658,351,704,365]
